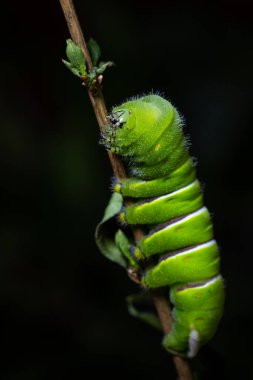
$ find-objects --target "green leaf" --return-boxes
[96,61,114,74]
[62,59,81,77]
[88,38,101,66]
[65,39,87,76]
[126,293,163,331]
[115,230,138,268]
[95,193,127,267]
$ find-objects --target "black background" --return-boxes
[0,0,252,379]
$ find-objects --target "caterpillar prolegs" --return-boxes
[96,94,225,358]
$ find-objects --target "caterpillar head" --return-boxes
[100,95,164,157]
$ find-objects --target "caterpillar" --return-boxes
[96,94,225,358]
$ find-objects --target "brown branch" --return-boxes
[59,0,125,179]
[59,1,193,379]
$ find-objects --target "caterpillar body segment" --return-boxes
[142,240,220,288]
[163,275,224,358]
[98,94,224,358]
[120,180,203,225]
[135,206,214,259]
[114,157,197,198]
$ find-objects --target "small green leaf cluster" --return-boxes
[62,38,113,89]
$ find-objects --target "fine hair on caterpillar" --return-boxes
[96,93,225,358]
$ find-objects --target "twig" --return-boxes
[59,1,193,379]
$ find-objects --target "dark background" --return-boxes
[0,0,252,378]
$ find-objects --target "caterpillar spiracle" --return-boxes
[96,94,225,358]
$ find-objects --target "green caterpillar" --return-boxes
[96,94,225,358]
